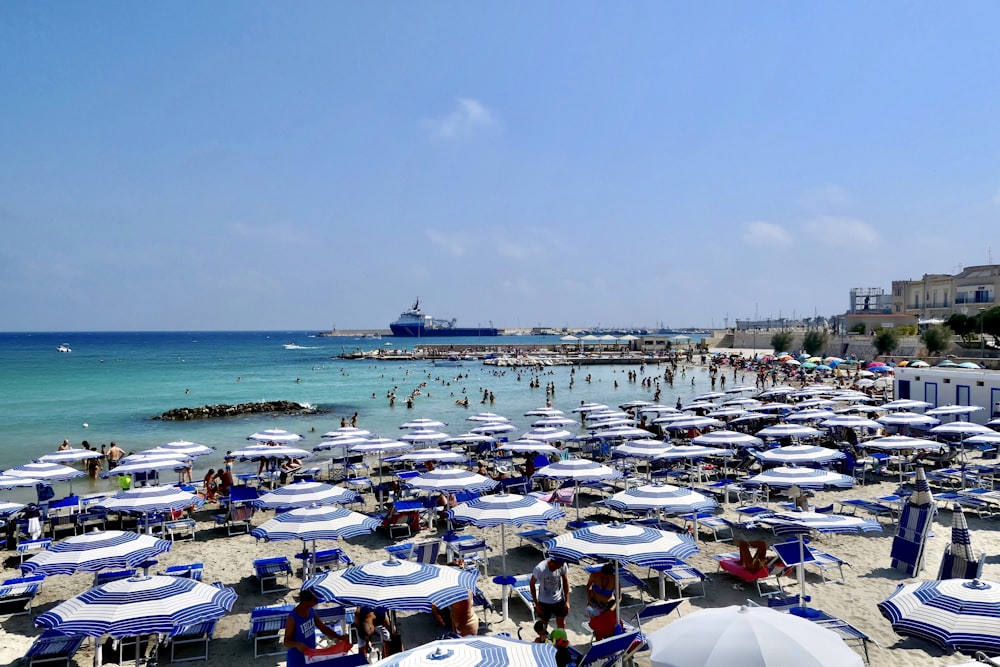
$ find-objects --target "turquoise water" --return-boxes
[0,331,711,500]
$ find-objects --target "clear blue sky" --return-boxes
[2,2,999,331]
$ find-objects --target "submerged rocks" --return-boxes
[154,400,320,420]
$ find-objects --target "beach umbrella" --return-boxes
[441,433,496,447]
[228,444,312,461]
[647,604,864,667]
[660,417,723,431]
[706,407,750,419]
[35,574,237,661]
[653,445,735,461]
[522,427,574,442]
[819,416,882,430]
[863,435,944,452]
[524,407,565,417]
[448,493,564,621]
[604,482,717,555]
[399,418,448,430]
[21,530,172,576]
[785,409,838,423]
[102,458,187,480]
[754,424,823,439]
[881,399,933,411]
[247,428,303,443]
[759,511,882,610]
[0,500,26,515]
[36,448,104,464]
[878,578,1000,654]
[498,440,559,454]
[890,467,935,576]
[927,405,985,418]
[691,430,763,449]
[370,635,557,667]
[152,441,215,457]
[938,504,981,580]
[313,434,370,453]
[533,459,621,525]
[5,462,85,483]
[96,485,205,524]
[253,480,360,509]
[322,427,373,439]
[572,402,608,413]
[545,523,698,625]
[612,438,673,460]
[876,412,941,428]
[393,447,466,464]
[743,466,854,491]
[754,445,845,467]
[398,429,451,444]
[531,416,578,427]
[304,557,479,612]
[693,392,726,402]
[469,422,519,435]
[931,423,996,437]
[0,474,42,489]
[589,426,655,440]
[406,468,498,494]
[349,438,411,483]
[466,412,511,423]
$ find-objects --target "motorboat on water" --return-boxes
[57,344,72,353]
[389,298,499,337]
[283,343,306,350]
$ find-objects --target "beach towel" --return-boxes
[27,516,42,540]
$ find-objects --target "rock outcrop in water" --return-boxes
[154,401,320,420]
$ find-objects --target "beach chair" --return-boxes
[648,561,709,599]
[681,512,734,542]
[446,537,490,574]
[516,527,555,552]
[253,556,292,595]
[806,608,878,664]
[713,552,785,598]
[164,518,197,542]
[805,546,851,584]
[248,603,295,657]
[214,502,255,536]
[838,498,899,522]
[0,573,45,618]
[511,574,537,621]
[23,630,86,667]
[17,537,52,563]
[297,548,353,577]
[160,563,204,581]
[566,629,644,667]
[161,619,217,662]
[94,569,137,586]
[890,502,935,577]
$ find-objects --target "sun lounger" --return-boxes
[248,603,295,657]
[511,574,537,621]
[162,619,217,662]
[17,538,53,563]
[806,546,851,584]
[648,561,709,599]
[160,563,204,581]
[681,513,734,541]
[516,528,555,553]
[713,553,785,597]
[24,630,86,667]
[566,629,644,667]
[164,518,197,542]
[253,556,292,594]
[94,569,137,587]
[446,537,490,574]
[0,573,45,617]
[838,499,899,522]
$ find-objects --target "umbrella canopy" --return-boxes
[930,423,996,437]
[398,429,451,444]
[96,485,205,515]
[653,445,735,462]
[0,474,42,489]
[878,578,1000,654]
[4,462,84,482]
[939,504,978,580]
[0,500,26,515]
[349,438,412,454]
[304,558,478,611]
[533,459,620,482]
[755,424,823,439]
[372,635,556,667]
[881,399,933,410]
[498,440,559,454]
[544,523,698,567]
[35,574,236,638]
[744,466,854,490]
[759,511,882,537]
[469,422,519,435]
[466,412,511,422]
[228,444,312,460]
[247,429,304,443]
[754,445,845,467]
[659,417,723,431]
[522,427,574,442]
[691,430,763,448]
[393,447,466,464]
[399,418,448,430]
[531,416,578,428]
[605,483,717,515]
[819,416,882,430]
[37,448,104,464]
[648,604,863,667]
[876,413,941,427]
[322,427,373,439]
[250,505,379,542]
[253,481,359,509]
[152,441,215,457]
[926,405,984,417]
[406,468,499,494]
[863,435,946,452]
[102,458,187,477]
[612,439,673,459]
[21,530,172,576]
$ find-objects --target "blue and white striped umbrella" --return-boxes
[394,447,466,463]
[876,413,941,428]
[589,426,655,440]
[522,427,574,442]
[406,468,498,494]
[96,485,205,514]
[21,530,172,576]
[398,429,451,444]
[605,483,717,516]
[939,504,978,580]
[5,462,84,482]
[349,438,412,454]
[469,422,519,435]
[691,430,763,449]
[863,435,945,452]
[250,505,379,543]
[660,417,724,431]
[35,574,236,638]
[102,458,187,477]
[545,523,698,568]
[533,459,620,482]
[931,423,996,437]
[754,445,845,467]
[304,558,479,612]
[400,418,448,430]
[754,424,823,439]
[498,440,559,453]
[448,493,564,621]
[142,441,215,458]
[228,444,312,460]
[323,427,373,439]
[612,439,673,460]
[653,445,735,462]
[744,466,854,490]
[467,412,511,422]
[0,500,26,515]
[371,635,556,667]
[37,448,104,464]
[785,409,837,423]
[531,416,578,428]
[247,428,304,443]
[253,481,360,509]
[878,578,1000,654]
[0,474,42,489]
[880,399,933,411]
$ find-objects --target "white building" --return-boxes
[895,367,1000,423]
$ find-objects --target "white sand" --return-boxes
[2,474,995,666]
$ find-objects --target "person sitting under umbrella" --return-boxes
[430,560,479,636]
[585,562,620,618]
[354,606,401,659]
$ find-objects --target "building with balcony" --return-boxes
[892,265,999,320]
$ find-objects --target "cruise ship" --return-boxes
[389,299,499,337]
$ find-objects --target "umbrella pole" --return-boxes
[614,561,622,629]
[501,524,510,622]
[797,535,807,608]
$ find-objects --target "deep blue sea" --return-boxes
[0,331,710,501]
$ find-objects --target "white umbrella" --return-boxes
[755,424,823,439]
[398,429,451,444]
[37,448,104,464]
[247,429,304,443]
[322,427,372,439]
[522,427,574,442]
[406,468,498,494]
[153,441,215,457]
[393,447,466,464]
[469,422,519,435]
[466,412,511,423]
[533,459,621,525]
[399,418,447,430]
[648,604,863,667]
[926,405,984,417]
[876,412,941,427]
[0,474,43,489]
[691,431,763,448]
[228,444,312,460]
[498,440,559,454]
[371,635,557,667]
[744,466,854,490]
[754,445,845,467]
[254,481,360,509]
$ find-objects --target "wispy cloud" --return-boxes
[804,215,880,247]
[425,98,497,139]
[228,220,313,245]
[743,221,792,247]
[424,229,467,256]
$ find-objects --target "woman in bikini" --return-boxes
[585,562,620,617]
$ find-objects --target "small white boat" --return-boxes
[283,343,305,350]
[57,344,72,353]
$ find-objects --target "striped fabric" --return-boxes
[762,511,883,537]
[97,485,205,514]
[653,445,735,462]
[754,445,845,466]
[691,431,763,448]
[246,429,304,443]
[253,481,359,509]
[744,466,854,490]
[605,483,717,516]
[250,506,379,542]
[0,474,41,490]
[348,439,411,454]
[754,424,823,439]
[228,444,311,460]
[35,575,236,638]
[612,439,672,459]
[864,435,945,453]
[498,440,559,453]
[878,579,1000,654]
[891,468,935,576]
[534,459,620,482]
[938,505,983,580]
[21,530,172,576]
[448,493,564,529]
[406,468,498,494]
[5,462,84,482]
[545,523,698,567]
[304,558,478,611]
[37,448,104,464]
[395,448,466,463]
[372,635,556,667]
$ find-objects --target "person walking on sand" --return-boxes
[530,556,571,630]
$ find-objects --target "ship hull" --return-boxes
[390,324,499,337]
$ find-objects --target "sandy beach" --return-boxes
[2,466,995,667]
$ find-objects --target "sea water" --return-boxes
[0,331,712,501]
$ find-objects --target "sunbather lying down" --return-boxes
[736,539,778,574]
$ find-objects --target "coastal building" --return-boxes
[895,367,1000,424]
[891,264,999,320]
